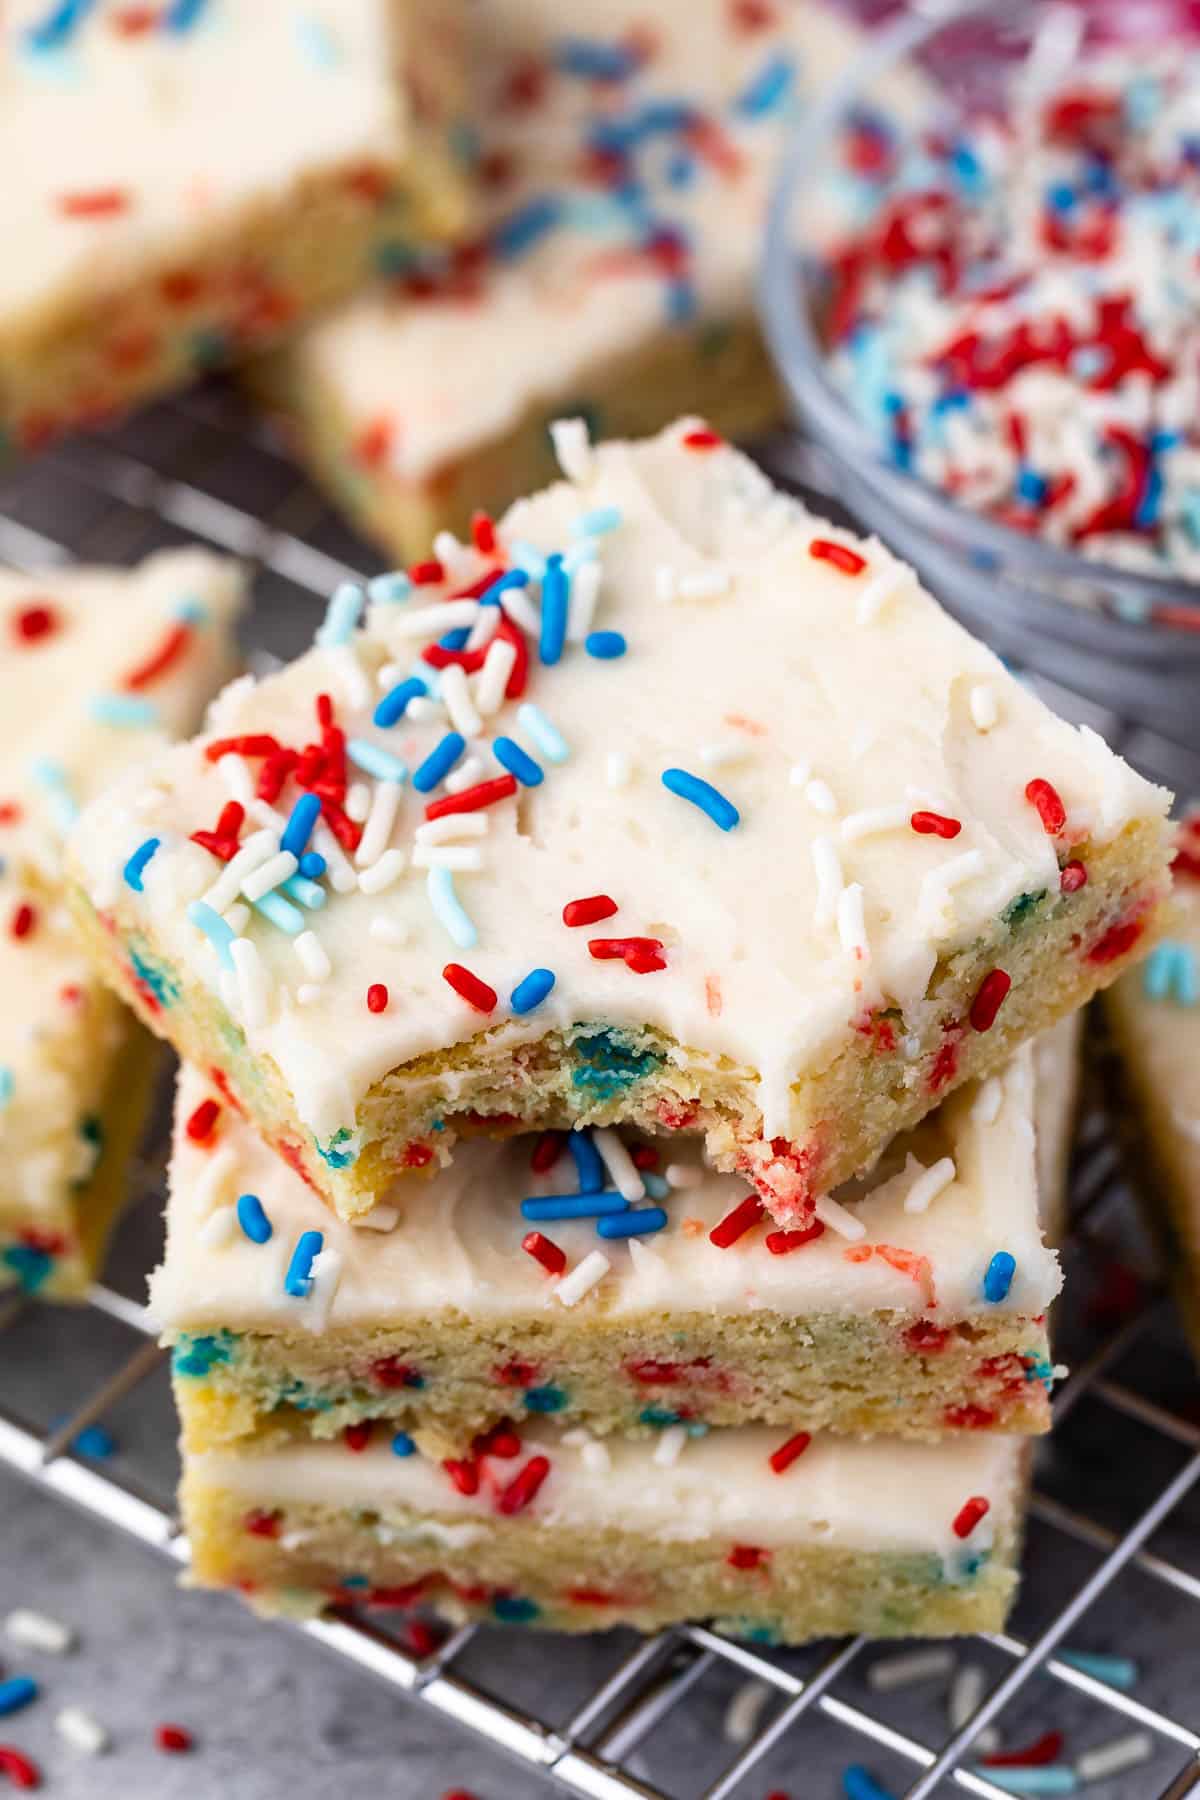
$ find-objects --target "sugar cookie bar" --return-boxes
[251,0,894,561]
[181,1411,1027,1638]
[0,0,469,454]
[159,1038,1071,1449]
[0,548,244,1295]
[66,422,1171,1226]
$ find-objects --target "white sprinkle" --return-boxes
[219,969,240,1016]
[445,754,487,794]
[369,913,408,944]
[475,637,518,716]
[903,1155,956,1215]
[1076,1732,1154,1783]
[296,985,322,1006]
[313,821,357,893]
[202,828,277,913]
[805,778,837,816]
[433,530,472,579]
[6,1608,74,1654]
[386,600,480,637]
[353,1204,400,1233]
[812,837,843,928]
[550,416,592,483]
[329,642,370,714]
[440,663,483,738]
[415,813,489,846]
[556,1249,611,1307]
[814,1194,866,1241]
[406,695,442,724]
[972,1077,1004,1126]
[867,1647,956,1692]
[246,798,286,834]
[949,1662,987,1734]
[920,849,986,933]
[566,559,602,641]
[303,1246,344,1332]
[358,847,407,895]
[194,1144,238,1214]
[294,930,331,981]
[56,1706,109,1755]
[836,882,869,959]
[355,779,403,868]
[412,844,484,872]
[841,803,910,842]
[855,563,910,626]
[215,751,253,805]
[378,660,404,690]
[199,1205,237,1248]
[498,584,541,636]
[240,849,297,904]
[345,781,371,824]
[581,1438,611,1473]
[788,758,812,788]
[665,1162,702,1189]
[225,902,250,936]
[465,602,500,652]
[677,566,732,600]
[969,683,999,731]
[652,1424,688,1467]
[606,750,632,790]
[723,1679,772,1745]
[698,740,750,769]
[592,1128,645,1203]
[231,937,270,1030]
[655,564,678,603]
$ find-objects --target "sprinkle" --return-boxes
[511,968,555,1014]
[1025,778,1067,836]
[550,417,592,483]
[723,1679,772,1745]
[983,1251,1016,1302]
[523,1231,566,1276]
[358,849,407,895]
[677,567,732,600]
[805,779,837,815]
[440,663,483,738]
[496,1455,551,1516]
[55,1706,109,1755]
[0,1679,38,1718]
[445,756,486,794]
[236,1193,272,1244]
[413,732,466,792]
[5,1610,72,1654]
[367,571,412,605]
[355,779,404,870]
[970,968,1011,1032]
[161,0,208,30]
[709,1195,764,1248]
[414,845,483,872]
[539,555,569,666]
[911,810,963,839]
[856,564,910,625]
[866,1647,955,1692]
[555,1249,611,1306]
[391,1431,416,1456]
[661,767,739,831]
[814,1195,866,1241]
[983,1733,1064,1771]
[568,1129,606,1194]
[970,1771,1076,1796]
[836,882,869,958]
[488,737,542,788]
[664,1162,701,1189]
[566,562,601,641]
[768,1431,812,1474]
[682,427,723,451]
[952,1495,991,1540]
[1059,860,1087,893]
[230,938,269,1028]
[122,837,160,891]
[90,692,158,727]
[592,1129,645,1203]
[424,775,516,821]
[416,815,488,846]
[200,1207,235,1248]
[597,1207,668,1238]
[367,983,389,1014]
[185,1098,221,1144]
[812,837,843,927]
[442,963,496,1012]
[374,676,427,728]
[476,638,519,716]
[585,630,626,659]
[606,751,632,789]
[155,1725,193,1754]
[315,581,363,648]
[241,850,298,904]
[521,1192,627,1222]
[284,1230,323,1298]
[0,1747,41,1789]
[1075,1732,1153,1783]
[346,740,407,785]
[973,1077,1004,1125]
[1143,940,1198,1005]
[904,1156,956,1214]
[843,1768,896,1800]
[1058,1649,1138,1688]
[427,867,477,949]
[564,894,618,927]
[518,702,569,764]
[840,805,909,841]
[809,537,867,576]
[969,685,999,731]
[279,793,321,859]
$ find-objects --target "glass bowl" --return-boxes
[760,0,1200,743]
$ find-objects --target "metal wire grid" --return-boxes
[0,386,1198,1799]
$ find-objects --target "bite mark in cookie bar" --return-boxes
[180,1412,1027,1640]
[158,1037,1071,1446]
[67,423,1172,1225]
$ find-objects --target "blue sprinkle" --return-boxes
[666,280,697,324]
[493,1594,540,1624]
[161,0,209,31]
[298,851,326,880]
[569,1129,606,1193]
[517,703,569,764]
[983,1251,1016,1303]
[347,738,408,783]
[284,1231,323,1298]
[666,151,696,187]
[511,968,556,1014]
[1059,1649,1138,1689]
[413,731,466,792]
[186,900,236,970]
[374,675,427,728]
[585,630,626,659]
[492,194,563,260]
[0,1069,12,1109]
[493,737,543,786]
[89,693,159,728]
[315,580,363,649]
[1046,179,1077,213]
[539,553,569,665]
[122,837,160,892]
[391,1430,416,1457]
[521,1192,628,1221]
[661,767,739,831]
[439,626,471,651]
[281,874,326,911]
[73,1423,115,1459]
[571,505,622,537]
[29,758,78,831]
[409,658,443,699]
[280,792,322,858]
[236,1193,272,1244]
[1016,466,1048,506]
[735,51,794,118]
[642,1172,669,1201]
[252,891,304,937]
[555,36,639,82]
[367,570,412,605]
[0,1677,38,1718]
[597,1207,668,1239]
[843,1769,896,1800]
[480,567,530,606]
[25,0,96,52]
[1144,940,1199,1005]
[426,866,476,949]
[522,1385,567,1413]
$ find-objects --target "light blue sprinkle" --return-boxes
[280,792,322,859]
[517,703,569,764]
[281,874,326,911]
[73,1423,114,1458]
[493,737,543,787]
[315,580,363,649]
[970,1770,1077,1797]
[1144,939,1198,1005]
[427,866,476,949]
[236,1193,272,1244]
[413,732,466,793]
[186,900,236,970]
[661,767,739,831]
[571,505,622,538]
[983,1251,1016,1303]
[585,631,626,660]
[643,1172,669,1201]
[409,658,443,699]
[253,891,305,937]
[347,738,408,783]
[298,851,326,880]
[174,596,211,625]
[374,675,427,729]
[569,1129,605,1193]
[597,1206,668,1239]
[539,554,569,665]
[161,0,209,32]
[1059,1649,1138,1689]
[562,537,598,573]
[492,193,563,259]
[0,1069,12,1108]
[89,693,159,728]
[367,570,412,605]
[123,837,160,892]
[29,759,78,831]
[294,11,339,66]
[507,540,547,580]
[511,968,555,1014]
[285,1230,323,1298]
[391,1430,416,1457]
[521,1192,628,1221]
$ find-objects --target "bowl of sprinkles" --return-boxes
[761,0,1200,738]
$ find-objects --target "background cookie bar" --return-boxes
[0,0,469,454]
[66,423,1171,1226]
[159,1039,1068,1449]
[0,546,244,1295]
[180,1411,1028,1641]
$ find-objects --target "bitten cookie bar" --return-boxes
[181,1410,1027,1640]
[0,0,469,454]
[252,0,899,561]
[159,1038,1069,1449]
[66,423,1171,1226]
[0,548,243,1296]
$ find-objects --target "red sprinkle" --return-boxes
[10,903,35,941]
[709,1194,765,1249]
[983,1731,1065,1769]
[1025,777,1067,836]
[764,1221,826,1255]
[0,1748,41,1789]
[243,1509,281,1538]
[185,1099,220,1144]
[204,734,281,763]
[809,537,867,576]
[369,1356,422,1390]
[563,893,618,927]
[522,1230,566,1276]
[1059,860,1088,893]
[911,810,962,839]
[424,774,517,821]
[496,1454,551,1516]
[969,968,1011,1033]
[904,1320,949,1354]
[353,416,393,469]
[443,1457,479,1496]
[588,936,665,971]
[409,558,446,586]
[952,1495,991,1539]
[366,983,389,1014]
[474,1422,521,1459]
[471,511,497,554]
[155,1726,193,1754]
[122,621,192,690]
[726,1544,769,1570]
[681,426,723,450]
[768,1431,813,1474]
[631,1146,659,1170]
[59,187,130,218]
[343,1422,372,1453]
[442,963,498,1013]
[530,1131,563,1173]
[13,602,59,643]
[1087,917,1143,964]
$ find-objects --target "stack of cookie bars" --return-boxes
[65,419,1174,1641]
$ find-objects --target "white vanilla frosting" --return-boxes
[154,1042,1064,1331]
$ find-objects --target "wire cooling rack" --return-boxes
[2,384,1200,1799]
